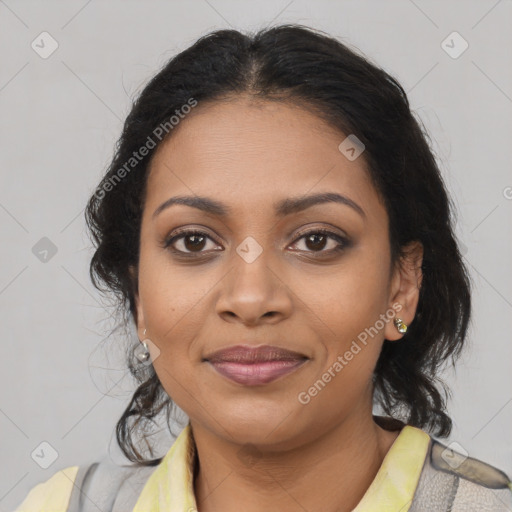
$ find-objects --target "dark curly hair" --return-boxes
[84,24,472,466]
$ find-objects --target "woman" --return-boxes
[15,24,512,512]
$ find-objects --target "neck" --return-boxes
[191,410,402,512]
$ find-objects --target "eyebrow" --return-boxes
[152,192,366,220]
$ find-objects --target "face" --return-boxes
[133,95,422,450]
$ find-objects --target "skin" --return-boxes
[131,95,423,512]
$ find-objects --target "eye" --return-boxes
[162,227,350,257]
[163,229,221,254]
[289,229,349,254]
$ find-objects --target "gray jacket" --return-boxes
[67,437,512,511]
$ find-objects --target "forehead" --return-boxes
[145,96,385,223]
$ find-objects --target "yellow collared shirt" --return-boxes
[14,423,433,512]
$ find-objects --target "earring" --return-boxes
[394,318,408,334]
[138,341,151,362]
[136,328,151,363]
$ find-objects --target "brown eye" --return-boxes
[304,232,328,251]
[183,233,207,252]
[164,230,220,254]
[290,229,349,254]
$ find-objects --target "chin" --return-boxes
[214,403,311,449]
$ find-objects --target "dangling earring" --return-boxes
[136,328,151,363]
[394,318,408,334]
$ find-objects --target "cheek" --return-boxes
[138,247,210,336]
[297,352,376,427]
[305,250,390,384]
[137,256,205,389]
[302,259,390,342]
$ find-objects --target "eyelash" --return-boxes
[162,228,350,258]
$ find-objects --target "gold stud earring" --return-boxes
[394,318,408,334]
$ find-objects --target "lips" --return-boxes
[204,345,308,386]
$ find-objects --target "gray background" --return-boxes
[1,0,511,510]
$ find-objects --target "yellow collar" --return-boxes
[133,422,430,512]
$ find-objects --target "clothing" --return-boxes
[14,417,512,511]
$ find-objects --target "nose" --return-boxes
[215,248,293,326]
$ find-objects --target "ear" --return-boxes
[129,265,146,340]
[384,241,423,341]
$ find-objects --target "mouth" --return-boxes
[204,345,309,386]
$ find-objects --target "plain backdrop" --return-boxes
[1,1,511,510]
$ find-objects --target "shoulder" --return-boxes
[13,465,80,512]
[410,436,512,511]
[74,456,158,511]
[13,458,157,512]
